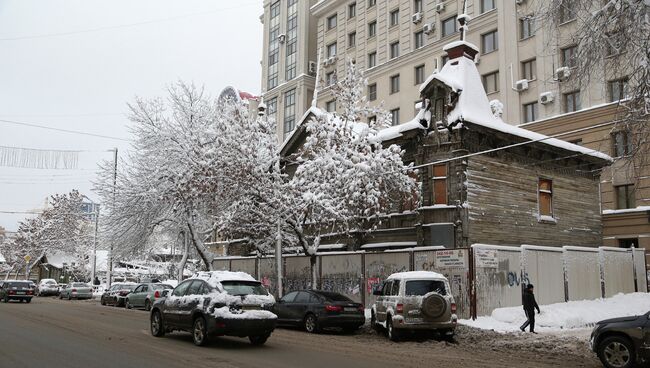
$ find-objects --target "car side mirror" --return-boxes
[372,288,382,296]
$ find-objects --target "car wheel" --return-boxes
[371,311,382,332]
[343,326,358,334]
[387,316,400,342]
[126,299,132,309]
[67,294,72,301]
[249,334,270,345]
[304,314,319,334]
[25,298,31,304]
[145,299,152,312]
[598,336,635,368]
[100,297,106,306]
[150,310,165,337]
[3,296,8,303]
[192,317,209,346]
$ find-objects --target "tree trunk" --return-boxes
[186,219,214,270]
[177,231,189,282]
[310,255,318,290]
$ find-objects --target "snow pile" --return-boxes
[461,293,650,332]
[213,306,277,320]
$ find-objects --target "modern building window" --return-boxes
[390,108,400,125]
[619,238,638,248]
[523,102,538,123]
[612,130,633,157]
[368,83,377,101]
[390,9,400,27]
[390,74,400,94]
[414,0,423,13]
[608,78,629,102]
[480,0,495,13]
[390,41,400,59]
[561,45,577,68]
[327,14,338,30]
[285,0,298,81]
[482,71,499,94]
[326,100,337,112]
[326,71,336,86]
[538,179,553,217]
[266,97,277,121]
[348,32,357,47]
[432,164,448,205]
[348,2,357,18]
[559,0,576,24]
[414,64,425,84]
[414,30,424,49]
[521,59,536,80]
[564,90,581,112]
[283,89,296,139]
[615,184,636,209]
[368,21,377,37]
[606,32,623,56]
[327,42,337,58]
[520,16,535,39]
[368,0,376,7]
[442,16,457,37]
[481,30,498,54]
[267,1,281,90]
[367,52,377,68]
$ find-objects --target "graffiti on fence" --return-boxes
[506,271,530,287]
[321,275,361,296]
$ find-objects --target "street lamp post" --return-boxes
[82,195,100,285]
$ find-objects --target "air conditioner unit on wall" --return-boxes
[555,66,571,81]
[515,79,529,92]
[435,3,445,13]
[423,23,435,35]
[412,12,423,24]
[308,61,317,75]
[278,34,286,43]
[539,91,555,104]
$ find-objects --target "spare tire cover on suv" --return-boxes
[421,293,446,318]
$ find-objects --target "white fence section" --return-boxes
[633,248,648,293]
[600,247,635,298]
[472,244,522,317]
[563,246,602,301]
[521,245,565,305]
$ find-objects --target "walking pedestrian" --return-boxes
[520,283,540,333]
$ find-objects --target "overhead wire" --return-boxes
[0,118,131,142]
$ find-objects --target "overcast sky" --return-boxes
[0,0,263,231]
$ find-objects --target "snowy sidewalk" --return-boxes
[460,292,650,334]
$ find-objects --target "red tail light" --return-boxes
[325,304,343,312]
[8,290,15,295]
[26,290,33,295]
[154,290,160,298]
[396,304,404,314]
[72,289,77,292]
[451,303,457,313]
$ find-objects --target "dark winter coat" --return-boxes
[522,289,540,313]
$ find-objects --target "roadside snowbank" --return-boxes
[461,292,650,333]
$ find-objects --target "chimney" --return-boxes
[443,40,479,61]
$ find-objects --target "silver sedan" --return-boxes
[59,282,93,300]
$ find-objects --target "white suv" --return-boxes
[370,271,457,341]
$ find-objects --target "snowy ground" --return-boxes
[460,292,650,335]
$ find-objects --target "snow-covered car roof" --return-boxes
[386,271,447,281]
[190,271,257,288]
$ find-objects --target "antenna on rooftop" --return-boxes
[458,0,470,41]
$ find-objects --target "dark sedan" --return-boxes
[0,280,34,303]
[100,283,137,307]
[590,311,650,368]
[273,290,365,333]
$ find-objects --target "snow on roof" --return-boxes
[602,206,650,215]
[387,271,446,280]
[191,271,257,287]
[46,252,76,268]
[374,116,427,142]
[360,241,418,249]
[279,106,325,153]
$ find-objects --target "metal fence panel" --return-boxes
[258,257,278,297]
[284,256,314,293]
[563,247,601,301]
[633,248,648,293]
[521,246,565,305]
[473,245,522,317]
[230,258,256,277]
[363,252,410,307]
[601,248,635,298]
[212,259,230,271]
[320,253,363,303]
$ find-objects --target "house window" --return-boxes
[283,89,296,139]
[368,21,377,37]
[390,9,400,27]
[564,91,581,112]
[538,179,553,217]
[367,52,377,68]
[606,32,623,56]
[559,0,576,23]
[619,238,638,248]
[390,74,400,94]
[481,30,498,54]
[608,78,629,102]
[390,41,400,59]
[442,16,457,37]
[482,71,499,94]
[327,14,338,30]
[326,100,337,112]
[480,0,495,13]
[326,71,336,86]
[414,31,424,49]
[348,32,357,47]
[522,59,536,80]
[368,0,376,7]
[561,45,577,68]
[327,42,337,58]
[348,2,357,18]
[368,83,377,101]
[414,64,425,84]
[390,108,400,125]
[414,0,423,13]
[432,164,448,205]
[520,16,535,39]
[612,130,633,157]
[523,102,538,123]
[615,184,635,209]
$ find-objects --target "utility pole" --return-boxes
[275,221,283,298]
[106,148,118,288]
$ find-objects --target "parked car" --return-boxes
[59,282,93,300]
[150,271,277,346]
[0,280,34,303]
[126,283,173,311]
[100,283,137,307]
[36,279,60,296]
[590,311,650,368]
[370,271,457,341]
[273,290,365,333]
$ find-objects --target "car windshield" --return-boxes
[72,283,88,287]
[220,281,268,296]
[44,281,56,285]
[120,284,136,291]
[7,282,31,288]
[405,280,447,296]
[317,291,352,302]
